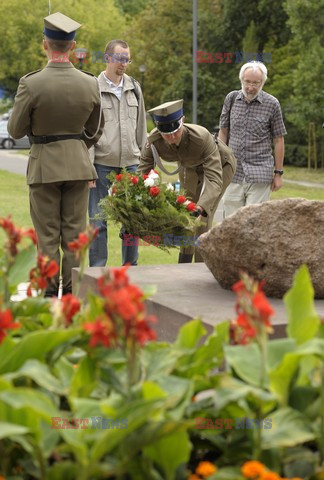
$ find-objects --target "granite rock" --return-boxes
[197,198,324,298]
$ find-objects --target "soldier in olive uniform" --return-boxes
[8,12,104,296]
[138,100,236,263]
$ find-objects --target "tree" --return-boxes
[0,0,126,94]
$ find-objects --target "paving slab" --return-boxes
[72,263,324,342]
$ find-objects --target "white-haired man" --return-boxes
[218,61,287,217]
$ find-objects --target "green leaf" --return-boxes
[269,338,324,404]
[0,421,30,439]
[5,359,64,393]
[261,407,315,449]
[0,329,80,374]
[8,242,37,286]
[91,398,166,461]
[0,388,59,420]
[175,318,206,349]
[284,265,320,344]
[69,356,96,397]
[224,343,263,387]
[144,430,192,480]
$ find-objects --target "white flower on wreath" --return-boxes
[135,195,143,201]
[144,177,155,187]
[148,169,159,179]
[166,183,174,191]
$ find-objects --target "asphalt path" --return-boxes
[0,149,27,175]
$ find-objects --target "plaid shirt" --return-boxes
[219,90,287,183]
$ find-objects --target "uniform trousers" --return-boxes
[223,182,271,218]
[181,162,235,262]
[29,180,89,294]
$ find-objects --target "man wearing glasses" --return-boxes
[88,39,147,267]
[218,61,286,217]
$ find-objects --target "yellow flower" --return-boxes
[195,461,218,477]
[241,460,266,478]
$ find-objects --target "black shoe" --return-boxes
[178,253,193,264]
[62,288,72,296]
[44,290,58,298]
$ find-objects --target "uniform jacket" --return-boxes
[93,72,147,167]
[8,61,104,185]
[139,124,229,216]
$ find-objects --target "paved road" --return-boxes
[0,149,27,175]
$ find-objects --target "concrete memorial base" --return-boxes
[72,263,324,342]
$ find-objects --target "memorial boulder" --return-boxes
[198,198,324,298]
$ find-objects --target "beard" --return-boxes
[242,84,262,101]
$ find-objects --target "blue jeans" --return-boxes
[88,164,139,266]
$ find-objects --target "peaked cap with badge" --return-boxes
[148,99,183,134]
[43,11,81,40]
[7,11,104,297]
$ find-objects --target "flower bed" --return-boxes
[0,216,323,479]
[99,169,198,250]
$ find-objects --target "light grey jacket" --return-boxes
[93,72,147,167]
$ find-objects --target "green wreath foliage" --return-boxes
[99,169,198,250]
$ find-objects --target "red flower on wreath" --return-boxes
[176,195,186,204]
[27,254,59,296]
[0,309,20,343]
[115,173,123,181]
[142,174,149,180]
[130,175,139,185]
[186,201,197,212]
[149,186,160,197]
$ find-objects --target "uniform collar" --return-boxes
[46,61,74,68]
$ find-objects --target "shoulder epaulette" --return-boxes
[23,69,42,78]
[80,70,96,77]
[148,128,161,144]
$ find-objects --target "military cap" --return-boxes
[44,12,81,41]
[148,99,184,134]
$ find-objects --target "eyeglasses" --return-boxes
[242,80,262,87]
[107,53,132,64]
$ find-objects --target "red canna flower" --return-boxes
[0,309,20,343]
[60,294,81,325]
[0,216,37,256]
[149,186,160,197]
[186,202,197,212]
[27,254,59,296]
[68,225,98,259]
[130,175,139,185]
[83,315,117,347]
[230,272,274,345]
[252,291,274,323]
[115,173,123,182]
[90,267,157,349]
[176,195,186,204]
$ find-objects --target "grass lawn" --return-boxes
[1,167,323,266]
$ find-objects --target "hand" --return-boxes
[191,206,207,218]
[271,174,283,192]
[88,180,96,189]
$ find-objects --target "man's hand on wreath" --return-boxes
[191,206,208,218]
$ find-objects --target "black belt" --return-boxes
[29,134,83,144]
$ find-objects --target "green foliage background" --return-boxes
[1,0,323,166]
